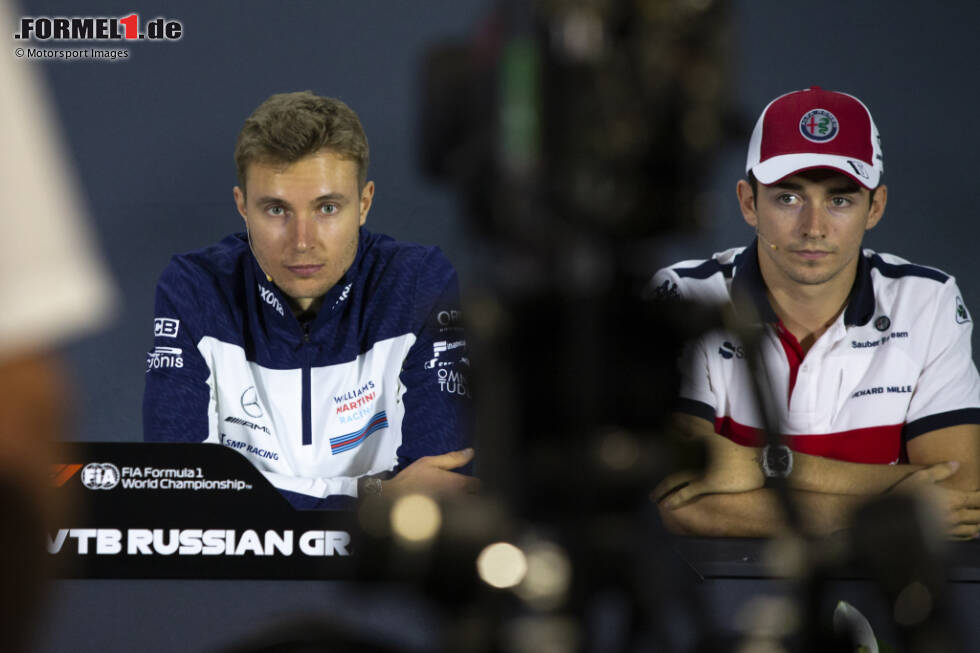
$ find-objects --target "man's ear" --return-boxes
[865,184,887,231]
[233,186,247,222]
[359,181,375,226]
[736,179,758,229]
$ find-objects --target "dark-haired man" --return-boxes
[144,92,475,509]
[654,87,980,537]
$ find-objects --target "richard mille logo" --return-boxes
[240,386,263,418]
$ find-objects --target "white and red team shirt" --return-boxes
[651,241,980,463]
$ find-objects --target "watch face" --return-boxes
[359,476,382,497]
[769,447,789,474]
[763,444,793,477]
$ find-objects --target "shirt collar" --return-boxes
[842,251,875,326]
[730,239,875,328]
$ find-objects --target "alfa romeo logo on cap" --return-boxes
[800,109,839,142]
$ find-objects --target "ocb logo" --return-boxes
[154,317,180,338]
[80,463,120,490]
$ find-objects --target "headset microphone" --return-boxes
[757,230,778,251]
[245,219,274,282]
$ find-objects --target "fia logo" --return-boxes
[718,341,744,360]
[80,463,120,490]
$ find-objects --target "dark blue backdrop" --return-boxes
[28,0,483,443]
[22,0,980,447]
[14,1,980,651]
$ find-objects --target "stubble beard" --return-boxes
[283,228,360,306]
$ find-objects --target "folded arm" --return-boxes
[658,415,928,506]
[659,416,980,538]
[660,488,866,537]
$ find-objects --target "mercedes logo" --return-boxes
[241,386,263,418]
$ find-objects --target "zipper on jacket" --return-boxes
[301,321,312,446]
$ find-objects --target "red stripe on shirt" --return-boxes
[715,416,903,464]
[775,321,804,402]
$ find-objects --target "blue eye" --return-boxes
[320,203,339,215]
[267,205,285,216]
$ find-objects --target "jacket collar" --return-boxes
[730,239,875,328]
[247,227,368,336]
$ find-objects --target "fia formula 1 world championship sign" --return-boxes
[49,442,358,579]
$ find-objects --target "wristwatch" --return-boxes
[761,444,793,479]
[357,476,383,497]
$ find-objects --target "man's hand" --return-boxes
[889,461,980,539]
[383,448,480,497]
[655,432,763,509]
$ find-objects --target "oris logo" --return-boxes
[437,310,462,327]
[80,463,120,490]
[240,386,263,418]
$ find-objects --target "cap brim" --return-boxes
[752,153,880,189]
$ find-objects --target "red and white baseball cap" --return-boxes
[746,86,883,189]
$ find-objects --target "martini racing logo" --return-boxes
[334,381,377,423]
[800,109,839,143]
[956,296,971,324]
[330,411,389,455]
[258,283,285,316]
[80,463,120,490]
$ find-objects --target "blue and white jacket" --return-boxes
[143,228,471,509]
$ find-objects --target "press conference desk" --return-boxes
[38,443,980,652]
